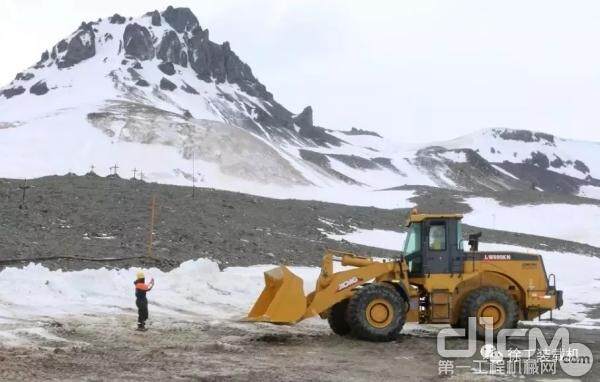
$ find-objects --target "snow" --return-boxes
[0,260,319,324]
[1,240,599,347]
[579,185,600,200]
[491,164,519,180]
[464,197,600,247]
[323,228,406,251]
[439,128,600,181]
[438,150,467,163]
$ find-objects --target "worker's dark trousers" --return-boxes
[136,298,149,328]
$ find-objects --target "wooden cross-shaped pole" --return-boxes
[110,164,119,175]
[132,168,137,179]
[18,179,31,209]
[90,165,95,173]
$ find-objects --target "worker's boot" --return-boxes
[137,322,146,331]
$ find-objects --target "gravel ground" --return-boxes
[0,314,598,381]
[1,176,598,272]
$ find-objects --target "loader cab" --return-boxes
[403,212,465,276]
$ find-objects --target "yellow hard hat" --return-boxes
[136,271,145,279]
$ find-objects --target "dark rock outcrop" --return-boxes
[30,81,49,95]
[328,154,379,170]
[123,23,154,60]
[57,24,96,69]
[372,157,402,173]
[299,150,360,184]
[135,79,150,87]
[343,127,382,138]
[495,128,555,145]
[109,13,126,24]
[524,151,550,169]
[15,72,35,81]
[157,31,182,64]
[160,77,177,91]
[180,51,188,67]
[158,62,176,75]
[293,106,313,129]
[181,83,198,94]
[1,86,26,99]
[148,10,161,26]
[574,160,590,174]
[56,39,68,53]
[162,6,199,33]
[550,155,564,168]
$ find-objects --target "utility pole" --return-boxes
[147,195,157,258]
[132,168,137,180]
[110,164,119,176]
[140,171,145,182]
[18,179,30,210]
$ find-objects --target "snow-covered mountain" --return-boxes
[1,6,599,201]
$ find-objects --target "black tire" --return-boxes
[328,299,351,336]
[346,284,406,342]
[461,287,519,339]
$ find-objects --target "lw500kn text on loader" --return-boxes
[246,212,563,342]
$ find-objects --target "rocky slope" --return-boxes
[1,6,599,201]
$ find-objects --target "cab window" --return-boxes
[403,223,421,255]
[404,223,422,274]
[428,223,446,251]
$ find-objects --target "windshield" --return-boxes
[403,223,421,255]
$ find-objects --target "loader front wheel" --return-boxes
[328,299,351,336]
[346,284,406,342]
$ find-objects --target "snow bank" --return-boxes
[1,234,599,347]
[464,197,600,247]
[0,260,319,323]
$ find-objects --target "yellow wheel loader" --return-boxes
[246,211,563,342]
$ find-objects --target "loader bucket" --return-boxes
[246,266,307,324]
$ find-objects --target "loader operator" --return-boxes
[429,225,446,251]
[134,271,154,331]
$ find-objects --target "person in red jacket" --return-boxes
[134,271,154,331]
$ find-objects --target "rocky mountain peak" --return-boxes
[0,6,345,149]
[162,6,200,33]
[293,106,313,128]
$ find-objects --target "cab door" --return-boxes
[422,219,463,274]
[423,220,450,274]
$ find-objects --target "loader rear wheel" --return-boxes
[461,287,518,339]
[346,284,406,342]
[328,299,351,336]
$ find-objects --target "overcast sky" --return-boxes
[1,0,600,143]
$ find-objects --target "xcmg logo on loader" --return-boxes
[337,276,362,291]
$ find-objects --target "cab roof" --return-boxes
[406,213,463,227]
